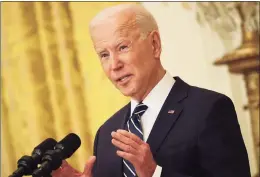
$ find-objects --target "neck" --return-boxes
[133,67,166,102]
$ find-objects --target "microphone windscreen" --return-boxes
[32,138,57,156]
[55,133,81,159]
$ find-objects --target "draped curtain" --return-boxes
[1,2,133,177]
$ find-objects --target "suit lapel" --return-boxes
[147,77,189,155]
[112,103,131,177]
[120,103,131,129]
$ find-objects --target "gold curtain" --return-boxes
[1,2,134,177]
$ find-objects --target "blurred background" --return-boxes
[1,2,259,177]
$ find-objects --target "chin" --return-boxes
[119,88,136,98]
[120,90,133,97]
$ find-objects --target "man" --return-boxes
[53,4,251,177]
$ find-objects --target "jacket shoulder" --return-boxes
[188,85,232,103]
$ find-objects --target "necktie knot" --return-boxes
[132,103,148,119]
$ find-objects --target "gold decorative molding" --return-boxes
[244,73,259,157]
[244,72,259,177]
[214,29,259,74]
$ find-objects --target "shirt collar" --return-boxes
[131,71,175,115]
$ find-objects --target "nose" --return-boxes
[111,54,123,71]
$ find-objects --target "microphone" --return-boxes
[9,138,57,177]
[32,133,81,177]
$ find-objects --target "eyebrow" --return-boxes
[115,40,125,49]
[94,40,108,54]
[115,39,131,48]
[96,39,131,53]
[96,49,107,55]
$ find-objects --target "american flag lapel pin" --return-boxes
[168,110,175,114]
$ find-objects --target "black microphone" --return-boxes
[32,133,81,177]
[9,138,57,177]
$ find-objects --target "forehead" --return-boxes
[90,14,139,47]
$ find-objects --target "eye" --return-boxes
[119,45,129,51]
[100,53,109,59]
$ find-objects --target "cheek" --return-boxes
[134,60,154,83]
[131,48,153,69]
[134,57,151,71]
[101,63,112,78]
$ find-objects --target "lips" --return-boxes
[115,74,132,85]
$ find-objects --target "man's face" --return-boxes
[90,15,158,99]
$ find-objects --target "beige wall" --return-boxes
[142,2,257,175]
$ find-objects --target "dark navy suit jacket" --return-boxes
[92,77,251,177]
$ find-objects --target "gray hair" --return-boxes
[89,4,159,39]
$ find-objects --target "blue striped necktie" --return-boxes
[123,102,148,177]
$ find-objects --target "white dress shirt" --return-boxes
[130,71,175,177]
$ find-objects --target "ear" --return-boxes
[150,30,162,59]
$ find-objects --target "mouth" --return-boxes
[116,74,132,85]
